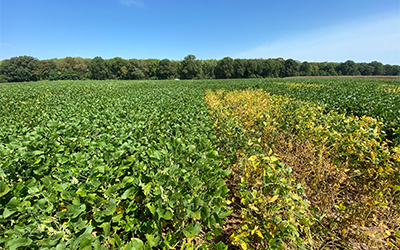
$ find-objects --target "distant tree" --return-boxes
[337,60,360,75]
[244,60,255,78]
[139,60,150,78]
[146,59,160,78]
[383,64,400,76]
[233,59,246,78]
[383,64,393,75]
[127,59,146,80]
[370,61,385,75]
[60,69,81,80]
[318,69,328,76]
[392,65,400,75]
[83,58,92,72]
[200,59,217,78]
[180,54,201,79]
[126,60,135,80]
[261,59,275,78]
[89,56,107,80]
[49,70,60,81]
[284,59,300,77]
[171,60,181,78]
[215,57,235,79]
[55,59,66,73]
[65,57,77,69]
[244,59,263,78]
[348,68,361,76]
[73,57,89,78]
[0,60,7,82]
[120,66,128,79]
[0,56,38,82]
[311,64,320,76]
[0,75,7,83]
[31,59,57,80]
[299,61,312,76]
[274,58,286,77]
[103,60,114,79]
[2,55,399,81]
[322,63,338,76]
[358,63,374,75]
[156,59,176,79]
[255,59,265,77]
[108,57,127,79]
[56,57,77,73]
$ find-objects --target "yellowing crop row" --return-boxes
[206,88,400,249]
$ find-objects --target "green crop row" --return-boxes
[0,80,231,249]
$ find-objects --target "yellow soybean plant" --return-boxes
[206,89,400,249]
[206,89,314,249]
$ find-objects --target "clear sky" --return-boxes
[1,0,399,64]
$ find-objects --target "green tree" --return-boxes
[73,57,90,78]
[140,60,150,78]
[180,54,201,79]
[89,56,107,80]
[64,57,77,70]
[337,60,360,75]
[322,63,338,76]
[215,57,235,79]
[109,57,127,79]
[255,59,265,77]
[0,61,7,82]
[200,59,217,78]
[370,61,385,75]
[244,59,263,78]
[56,57,77,73]
[384,64,393,75]
[261,59,278,78]
[171,60,181,78]
[358,63,374,75]
[392,65,400,75]
[127,59,146,80]
[156,59,176,79]
[49,70,60,81]
[31,59,57,80]
[299,61,312,76]
[274,58,286,78]
[233,59,246,78]
[60,69,81,80]
[0,56,38,82]
[283,59,300,77]
[146,59,160,78]
[121,66,128,79]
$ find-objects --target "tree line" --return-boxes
[0,55,399,83]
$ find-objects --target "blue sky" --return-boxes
[1,0,399,64]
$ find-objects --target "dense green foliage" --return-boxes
[0,55,399,83]
[0,80,232,249]
[0,56,39,82]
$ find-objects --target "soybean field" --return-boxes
[1,78,399,249]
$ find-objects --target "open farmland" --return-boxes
[1,78,399,249]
